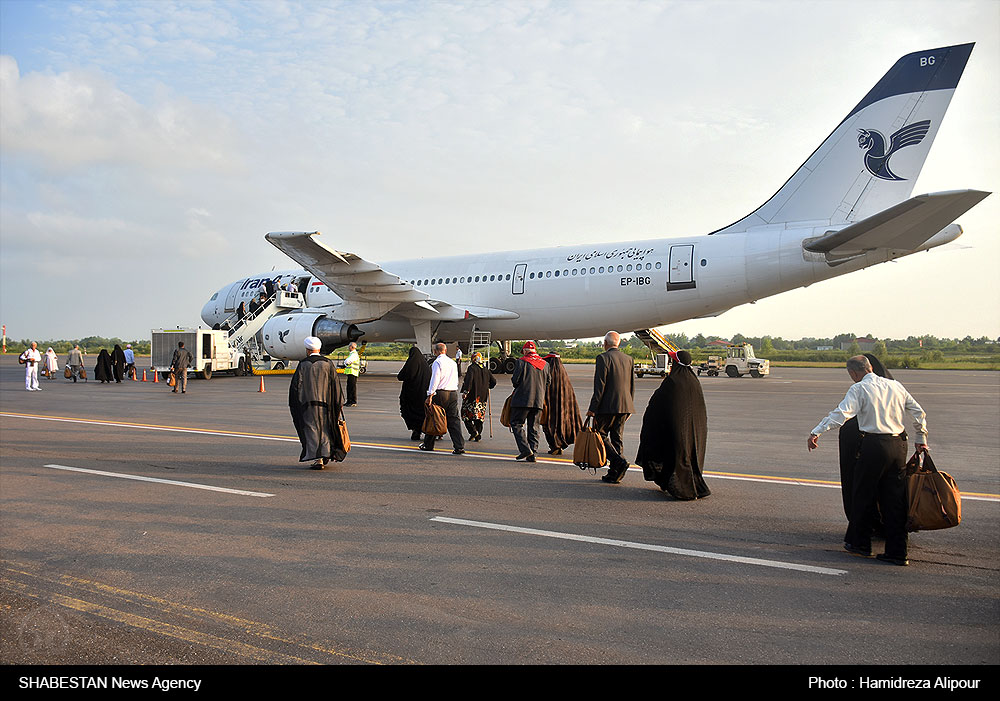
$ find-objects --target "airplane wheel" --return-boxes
[726,366,739,378]
[503,357,516,374]
[489,358,502,374]
[274,361,285,371]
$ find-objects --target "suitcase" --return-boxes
[573,418,607,470]
[905,451,961,532]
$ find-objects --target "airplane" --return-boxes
[201,43,989,370]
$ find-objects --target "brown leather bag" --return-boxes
[422,403,447,437]
[905,451,961,532]
[338,419,351,454]
[500,394,513,428]
[168,372,177,387]
[573,417,607,470]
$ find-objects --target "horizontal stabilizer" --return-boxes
[803,190,990,258]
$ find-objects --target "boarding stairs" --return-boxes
[224,291,305,353]
[634,328,679,356]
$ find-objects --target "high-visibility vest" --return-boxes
[343,350,360,376]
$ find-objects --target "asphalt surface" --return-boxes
[1,355,997,667]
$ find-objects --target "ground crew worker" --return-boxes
[343,342,360,406]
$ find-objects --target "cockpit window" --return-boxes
[210,293,218,300]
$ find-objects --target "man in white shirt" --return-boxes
[808,355,927,566]
[124,344,136,380]
[419,342,465,455]
[20,342,42,391]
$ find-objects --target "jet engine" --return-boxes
[261,313,363,360]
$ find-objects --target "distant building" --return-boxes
[708,340,730,347]
[816,345,835,351]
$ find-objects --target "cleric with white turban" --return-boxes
[288,335,346,469]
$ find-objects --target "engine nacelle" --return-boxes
[261,313,363,360]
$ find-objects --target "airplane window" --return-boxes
[572,269,577,276]
[546,271,551,278]
[438,278,443,285]
[616,265,622,272]
[505,274,511,281]
[626,264,633,272]
[562,270,568,276]
[701,259,707,266]
[210,293,218,300]
[655,262,662,269]
[529,272,534,279]
[589,267,595,274]
[554,270,560,277]
[599,266,605,273]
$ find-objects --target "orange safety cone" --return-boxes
[153,371,159,383]
[258,375,266,393]
[142,369,147,382]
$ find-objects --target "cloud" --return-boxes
[0,55,242,175]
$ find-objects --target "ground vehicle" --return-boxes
[151,328,245,380]
[723,343,770,378]
[697,356,721,376]
[633,328,678,378]
[635,353,670,378]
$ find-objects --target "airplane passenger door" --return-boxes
[512,263,527,295]
[668,245,696,291]
[225,280,244,312]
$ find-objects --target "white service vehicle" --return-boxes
[635,353,670,378]
[723,343,770,378]
[151,328,246,380]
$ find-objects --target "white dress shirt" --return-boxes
[427,354,459,395]
[812,373,927,443]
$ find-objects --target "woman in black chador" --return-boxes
[397,346,432,440]
[541,353,582,455]
[94,349,114,384]
[461,352,496,442]
[635,350,710,500]
[838,352,892,537]
[111,344,127,383]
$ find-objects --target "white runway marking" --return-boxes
[5,413,996,501]
[44,464,275,498]
[431,516,848,575]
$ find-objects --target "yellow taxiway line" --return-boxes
[3,411,997,500]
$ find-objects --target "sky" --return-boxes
[1,0,998,344]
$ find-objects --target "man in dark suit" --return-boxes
[170,341,193,394]
[587,331,635,483]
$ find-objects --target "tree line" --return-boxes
[4,337,150,355]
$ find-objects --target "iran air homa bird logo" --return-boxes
[857,120,931,181]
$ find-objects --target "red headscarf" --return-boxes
[521,341,547,370]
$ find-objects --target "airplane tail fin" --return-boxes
[713,43,975,234]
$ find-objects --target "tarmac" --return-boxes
[1,355,997,667]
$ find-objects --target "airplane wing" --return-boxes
[265,231,518,324]
[803,190,990,260]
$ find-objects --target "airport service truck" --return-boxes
[150,328,246,380]
[722,343,770,378]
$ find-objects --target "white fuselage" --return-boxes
[200,223,959,350]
